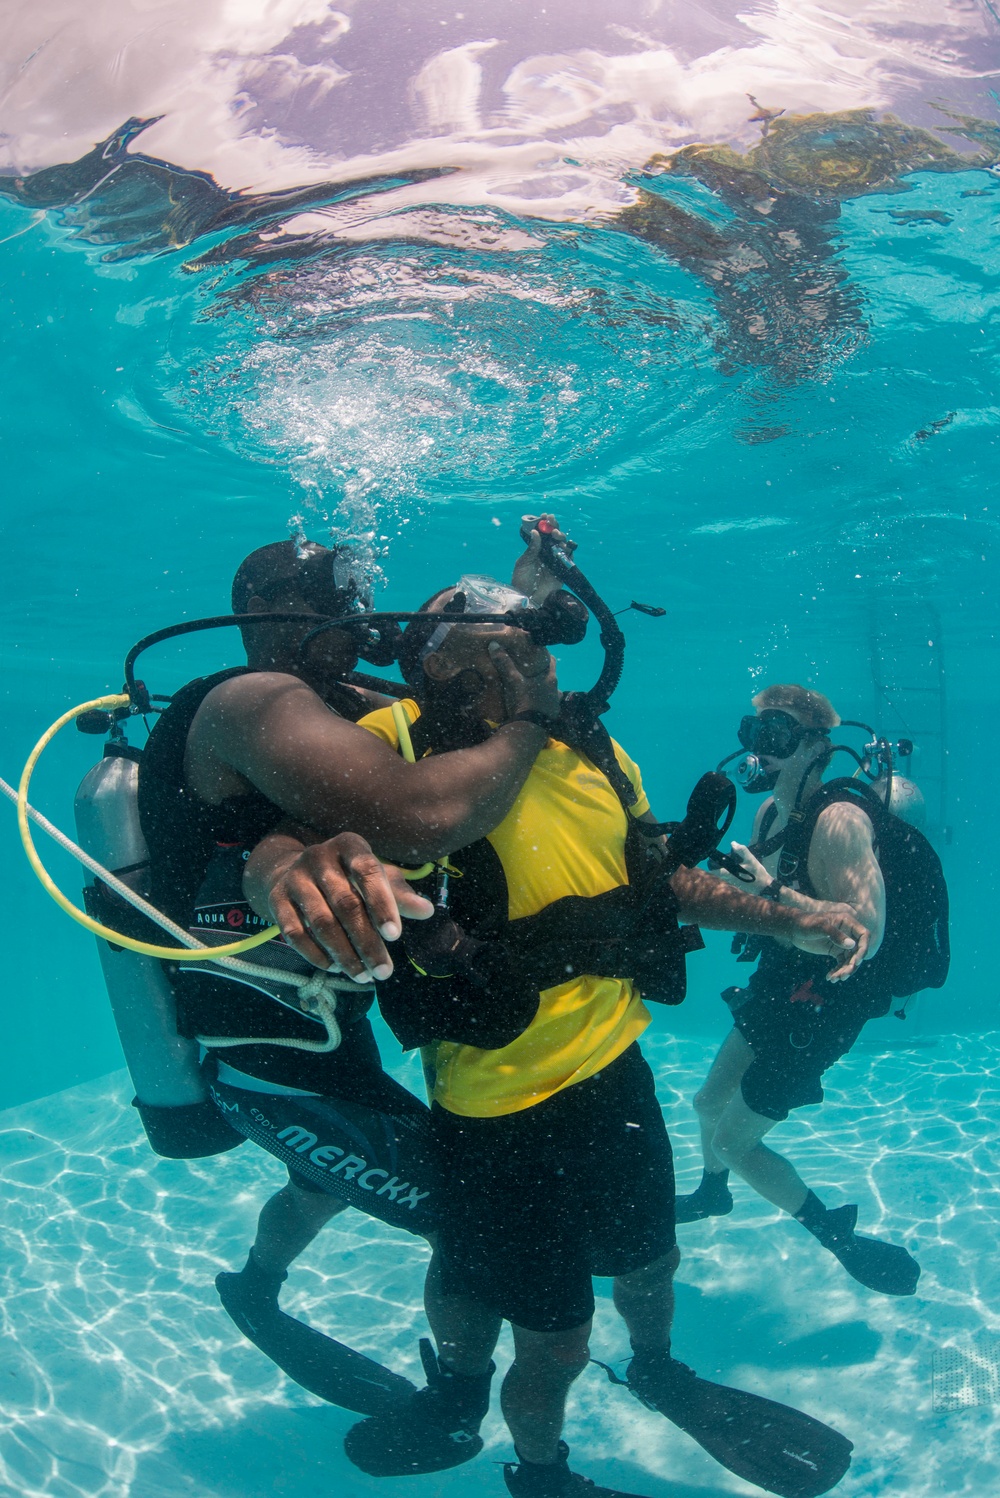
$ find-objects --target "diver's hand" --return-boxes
[489,640,561,724]
[727,841,771,889]
[512,513,577,605]
[262,834,434,979]
[788,909,870,981]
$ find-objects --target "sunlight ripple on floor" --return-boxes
[2,1033,999,1497]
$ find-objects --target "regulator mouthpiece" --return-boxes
[727,752,779,795]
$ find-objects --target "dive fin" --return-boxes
[816,1206,920,1296]
[344,1337,491,1476]
[596,1354,853,1498]
[796,1198,921,1296]
[216,1270,415,1416]
[675,1168,734,1224]
[505,1440,654,1496]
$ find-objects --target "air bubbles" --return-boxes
[177,236,712,574]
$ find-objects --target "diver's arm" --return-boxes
[635,808,869,978]
[188,652,554,863]
[806,803,886,955]
[668,863,870,980]
[725,807,884,956]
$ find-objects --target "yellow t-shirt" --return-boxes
[360,700,652,1117]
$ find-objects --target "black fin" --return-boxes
[504,1441,653,1497]
[798,1199,921,1296]
[216,1270,415,1416]
[597,1355,853,1498]
[344,1339,491,1476]
[829,1231,921,1295]
[344,1415,483,1477]
[675,1168,734,1224]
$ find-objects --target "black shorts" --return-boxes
[735,952,887,1121]
[206,1020,438,1238]
[432,1043,676,1333]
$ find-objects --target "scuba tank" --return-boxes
[873,771,926,828]
[74,742,244,1160]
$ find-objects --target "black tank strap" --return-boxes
[550,699,638,813]
[776,779,884,889]
[749,800,784,860]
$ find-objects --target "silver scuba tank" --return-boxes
[74,742,243,1159]
[873,771,927,829]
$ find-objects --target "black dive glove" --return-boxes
[540,590,589,645]
[403,908,481,978]
[378,909,540,1051]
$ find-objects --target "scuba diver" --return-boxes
[676,683,949,1297]
[131,530,571,1404]
[251,586,869,1498]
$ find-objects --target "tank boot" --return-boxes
[504,1440,652,1497]
[216,1251,286,1332]
[674,1168,733,1224]
[344,1336,493,1475]
[794,1191,920,1297]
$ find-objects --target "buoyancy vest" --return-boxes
[768,779,948,1000]
[137,667,375,1079]
[740,777,949,1016]
[363,700,704,1117]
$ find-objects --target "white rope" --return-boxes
[0,773,349,1051]
[196,973,342,1053]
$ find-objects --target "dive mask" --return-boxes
[295,545,374,616]
[720,711,821,795]
[419,575,531,661]
[737,710,811,760]
[293,545,403,666]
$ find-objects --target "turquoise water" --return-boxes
[2,6,999,1494]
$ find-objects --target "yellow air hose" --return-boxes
[17,693,280,961]
[389,701,442,1102]
[391,700,435,880]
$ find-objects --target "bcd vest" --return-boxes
[376,707,704,1052]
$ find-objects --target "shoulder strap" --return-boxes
[551,698,637,815]
[749,800,782,859]
[778,778,881,882]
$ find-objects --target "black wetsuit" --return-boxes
[732,802,891,1122]
[137,669,438,1235]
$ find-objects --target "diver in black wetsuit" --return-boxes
[676,683,921,1297]
[136,535,563,1401]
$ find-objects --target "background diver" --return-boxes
[252,587,869,1498]
[675,683,942,1296]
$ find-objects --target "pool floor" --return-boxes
[2,1031,998,1498]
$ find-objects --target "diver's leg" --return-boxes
[250,1177,348,1274]
[612,1245,680,1353]
[218,1175,348,1318]
[423,1246,502,1375]
[676,1028,753,1221]
[709,1091,807,1212]
[501,1319,593,1465]
[713,1073,920,1295]
[694,1028,755,1169]
[341,1252,498,1477]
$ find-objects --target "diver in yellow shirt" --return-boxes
[278,575,865,1498]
